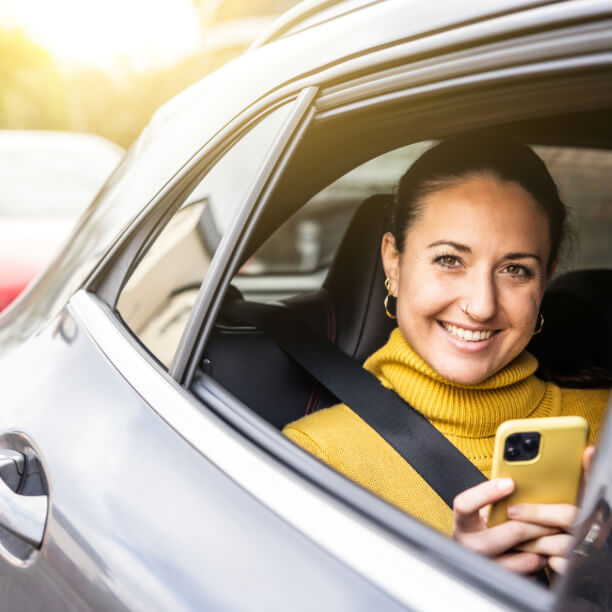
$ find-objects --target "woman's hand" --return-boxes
[454,447,597,576]
[452,478,559,575]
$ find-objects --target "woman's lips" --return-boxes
[438,320,500,351]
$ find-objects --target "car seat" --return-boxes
[202,194,396,428]
[528,269,612,388]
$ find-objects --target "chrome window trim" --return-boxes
[69,289,544,612]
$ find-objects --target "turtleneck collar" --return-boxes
[363,328,548,438]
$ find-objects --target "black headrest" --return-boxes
[322,193,397,363]
[528,269,612,388]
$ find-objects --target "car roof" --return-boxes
[148,0,578,164]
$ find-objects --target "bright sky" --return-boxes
[0,0,204,70]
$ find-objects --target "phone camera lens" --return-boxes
[523,437,535,450]
[506,445,518,458]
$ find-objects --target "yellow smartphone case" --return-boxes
[488,416,589,527]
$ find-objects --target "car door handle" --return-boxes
[0,449,47,547]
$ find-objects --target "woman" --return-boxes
[283,134,610,576]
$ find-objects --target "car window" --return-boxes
[116,103,294,367]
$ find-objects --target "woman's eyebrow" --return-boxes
[427,240,470,252]
[504,252,542,262]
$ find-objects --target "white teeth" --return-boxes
[442,323,494,342]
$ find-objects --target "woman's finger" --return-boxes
[548,555,569,575]
[516,533,573,557]
[578,446,596,500]
[583,445,596,476]
[507,503,577,530]
[495,551,548,575]
[453,479,514,533]
[458,521,558,557]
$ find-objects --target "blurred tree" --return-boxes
[0,28,68,129]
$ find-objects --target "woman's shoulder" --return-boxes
[283,403,368,440]
[558,385,610,444]
[559,385,610,409]
[282,403,388,461]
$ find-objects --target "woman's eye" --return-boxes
[434,254,461,268]
[504,264,533,278]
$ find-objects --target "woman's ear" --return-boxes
[381,232,400,295]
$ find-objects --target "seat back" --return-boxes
[528,269,612,387]
[203,194,395,428]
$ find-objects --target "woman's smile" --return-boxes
[439,321,499,342]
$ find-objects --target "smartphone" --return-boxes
[488,416,589,527]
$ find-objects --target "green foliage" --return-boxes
[0,25,250,149]
[0,28,68,129]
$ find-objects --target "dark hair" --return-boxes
[388,133,568,272]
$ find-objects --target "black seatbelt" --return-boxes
[223,300,487,508]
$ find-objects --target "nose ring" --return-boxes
[462,303,470,317]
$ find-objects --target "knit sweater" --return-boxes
[283,328,609,535]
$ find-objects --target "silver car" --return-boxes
[0,0,610,610]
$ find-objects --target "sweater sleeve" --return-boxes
[283,424,332,464]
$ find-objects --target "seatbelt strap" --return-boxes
[223,300,487,508]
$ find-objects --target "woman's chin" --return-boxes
[427,355,497,386]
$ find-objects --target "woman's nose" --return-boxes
[463,272,497,322]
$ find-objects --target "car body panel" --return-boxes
[0,296,411,612]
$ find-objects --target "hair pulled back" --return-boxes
[388,133,568,272]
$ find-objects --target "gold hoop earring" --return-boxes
[533,313,544,336]
[462,303,470,317]
[384,278,396,320]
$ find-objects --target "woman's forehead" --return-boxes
[409,175,551,254]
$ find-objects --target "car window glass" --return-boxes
[116,103,294,367]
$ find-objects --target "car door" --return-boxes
[0,93,413,612]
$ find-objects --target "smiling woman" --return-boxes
[283,133,609,576]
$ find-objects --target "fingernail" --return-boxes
[507,505,519,518]
[496,478,513,493]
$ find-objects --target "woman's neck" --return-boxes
[363,328,547,438]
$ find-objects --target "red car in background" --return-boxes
[0,130,124,310]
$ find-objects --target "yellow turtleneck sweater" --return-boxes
[283,328,609,536]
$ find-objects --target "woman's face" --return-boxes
[382,174,552,385]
